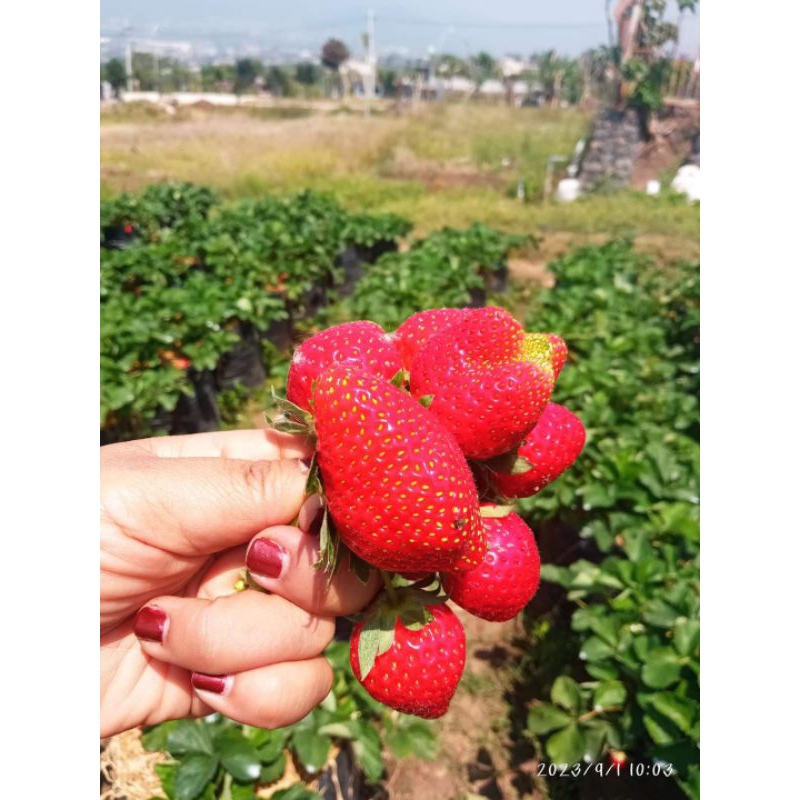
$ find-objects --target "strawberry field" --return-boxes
[101,182,698,800]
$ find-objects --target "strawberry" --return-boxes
[350,602,466,718]
[409,306,555,460]
[286,321,402,412]
[312,365,485,572]
[490,403,586,499]
[394,307,472,371]
[443,506,540,622]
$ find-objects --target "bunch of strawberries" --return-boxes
[270,306,585,719]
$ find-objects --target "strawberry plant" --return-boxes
[141,641,437,800]
[99,186,417,440]
[345,225,526,329]
[101,182,218,247]
[512,240,699,798]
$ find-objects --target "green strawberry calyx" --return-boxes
[355,573,447,680]
[265,390,317,441]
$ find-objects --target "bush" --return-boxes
[516,240,699,798]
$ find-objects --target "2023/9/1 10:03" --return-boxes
[537,760,677,778]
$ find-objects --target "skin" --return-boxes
[100,429,381,739]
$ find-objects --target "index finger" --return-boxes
[129,429,313,461]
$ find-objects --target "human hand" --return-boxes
[100,429,380,739]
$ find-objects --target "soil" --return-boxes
[631,106,700,189]
[507,258,555,288]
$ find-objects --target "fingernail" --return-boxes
[299,493,324,532]
[299,457,313,473]
[191,672,231,696]
[246,538,287,579]
[133,606,167,643]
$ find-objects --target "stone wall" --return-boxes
[578,109,643,192]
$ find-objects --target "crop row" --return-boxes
[100,183,524,442]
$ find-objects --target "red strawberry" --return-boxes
[312,365,484,572]
[491,403,586,499]
[350,603,466,718]
[409,306,555,460]
[287,321,402,412]
[443,507,540,622]
[394,307,472,371]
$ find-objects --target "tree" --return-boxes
[321,38,350,97]
[619,0,699,130]
[295,62,321,85]
[103,58,127,94]
[472,51,497,83]
[201,64,235,91]
[321,38,350,71]
[377,67,398,96]
[437,54,469,77]
[234,58,263,94]
[264,66,293,97]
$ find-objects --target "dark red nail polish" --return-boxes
[133,606,167,643]
[191,672,230,694]
[301,457,313,470]
[246,538,286,579]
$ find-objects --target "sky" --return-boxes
[100,0,700,60]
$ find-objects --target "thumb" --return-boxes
[101,449,310,556]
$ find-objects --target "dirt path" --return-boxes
[384,609,544,800]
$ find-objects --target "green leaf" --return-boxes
[545,723,585,766]
[155,763,177,800]
[317,721,359,739]
[259,752,286,785]
[418,394,434,408]
[214,731,262,783]
[651,692,698,736]
[527,704,573,735]
[291,729,331,773]
[550,676,583,713]
[229,780,256,800]
[593,680,627,710]
[673,619,700,657]
[350,722,384,782]
[167,721,215,756]
[580,720,610,762]
[174,753,218,800]
[357,611,396,679]
[142,721,179,752]
[252,730,287,763]
[643,711,683,746]
[384,718,437,760]
[642,647,683,689]
[271,786,322,800]
[349,552,373,584]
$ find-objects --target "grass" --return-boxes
[100,101,699,259]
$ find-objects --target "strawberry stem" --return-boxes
[379,570,399,606]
